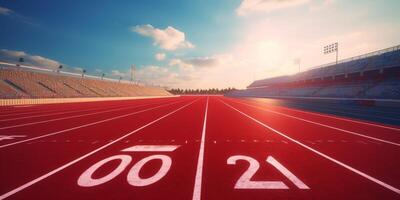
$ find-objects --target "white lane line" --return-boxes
[122,145,180,152]
[0,99,176,130]
[220,99,400,195]
[0,135,26,141]
[0,99,197,200]
[229,99,400,147]
[0,104,130,122]
[0,104,112,118]
[192,97,209,200]
[0,100,183,149]
[240,99,400,131]
[13,105,34,108]
[266,156,309,189]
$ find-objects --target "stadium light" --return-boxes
[58,65,63,73]
[323,42,339,65]
[17,57,24,67]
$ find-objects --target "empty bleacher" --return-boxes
[230,45,400,99]
[0,67,171,99]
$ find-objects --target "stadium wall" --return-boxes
[0,95,180,106]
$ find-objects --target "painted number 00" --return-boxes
[78,145,179,187]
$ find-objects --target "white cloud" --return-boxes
[134,54,237,89]
[0,6,12,15]
[236,0,311,16]
[135,65,186,86]
[169,59,191,70]
[0,49,61,69]
[155,53,166,61]
[133,24,194,51]
[168,55,232,69]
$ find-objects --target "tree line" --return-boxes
[168,88,237,95]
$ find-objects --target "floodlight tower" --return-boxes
[323,42,339,65]
[324,42,340,77]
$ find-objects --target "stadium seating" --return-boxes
[230,45,400,99]
[0,68,171,99]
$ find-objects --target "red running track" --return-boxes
[0,96,399,199]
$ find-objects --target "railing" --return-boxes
[249,44,400,87]
[307,44,400,71]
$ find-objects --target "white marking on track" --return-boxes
[0,100,182,149]
[0,99,197,200]
[306,141,316,145]
[230,100,400,147]
[122,145,180,152]
[192,97,209,200]
[0,100,178,130]
[78,155,132,187]
[228,155,288,189]
[238,99,400,131]
[266,156,309,189]
[278,103,400,131]
[13,105,33,108]
[0,105,124,122]
[221,99,400,195]
[0,135,26,141]
[127,155,172,187]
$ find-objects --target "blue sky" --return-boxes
[1,0,400,88]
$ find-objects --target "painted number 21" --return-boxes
[227,155,310,189]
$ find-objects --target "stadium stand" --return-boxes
[0,66,171,99]
[229,45,400,99]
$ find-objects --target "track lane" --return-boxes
[0,102,138,122]
[0,98,182,147]
[0,96,206,200]
[227,97,400,147]
[198,96,399,199]
[0,97,200,199]
[218,97,400,197]
[0,97,178,119]
[233,97,400,131]
[1,95,398,199]
[0,98,179,129]
[0,99,132,117]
